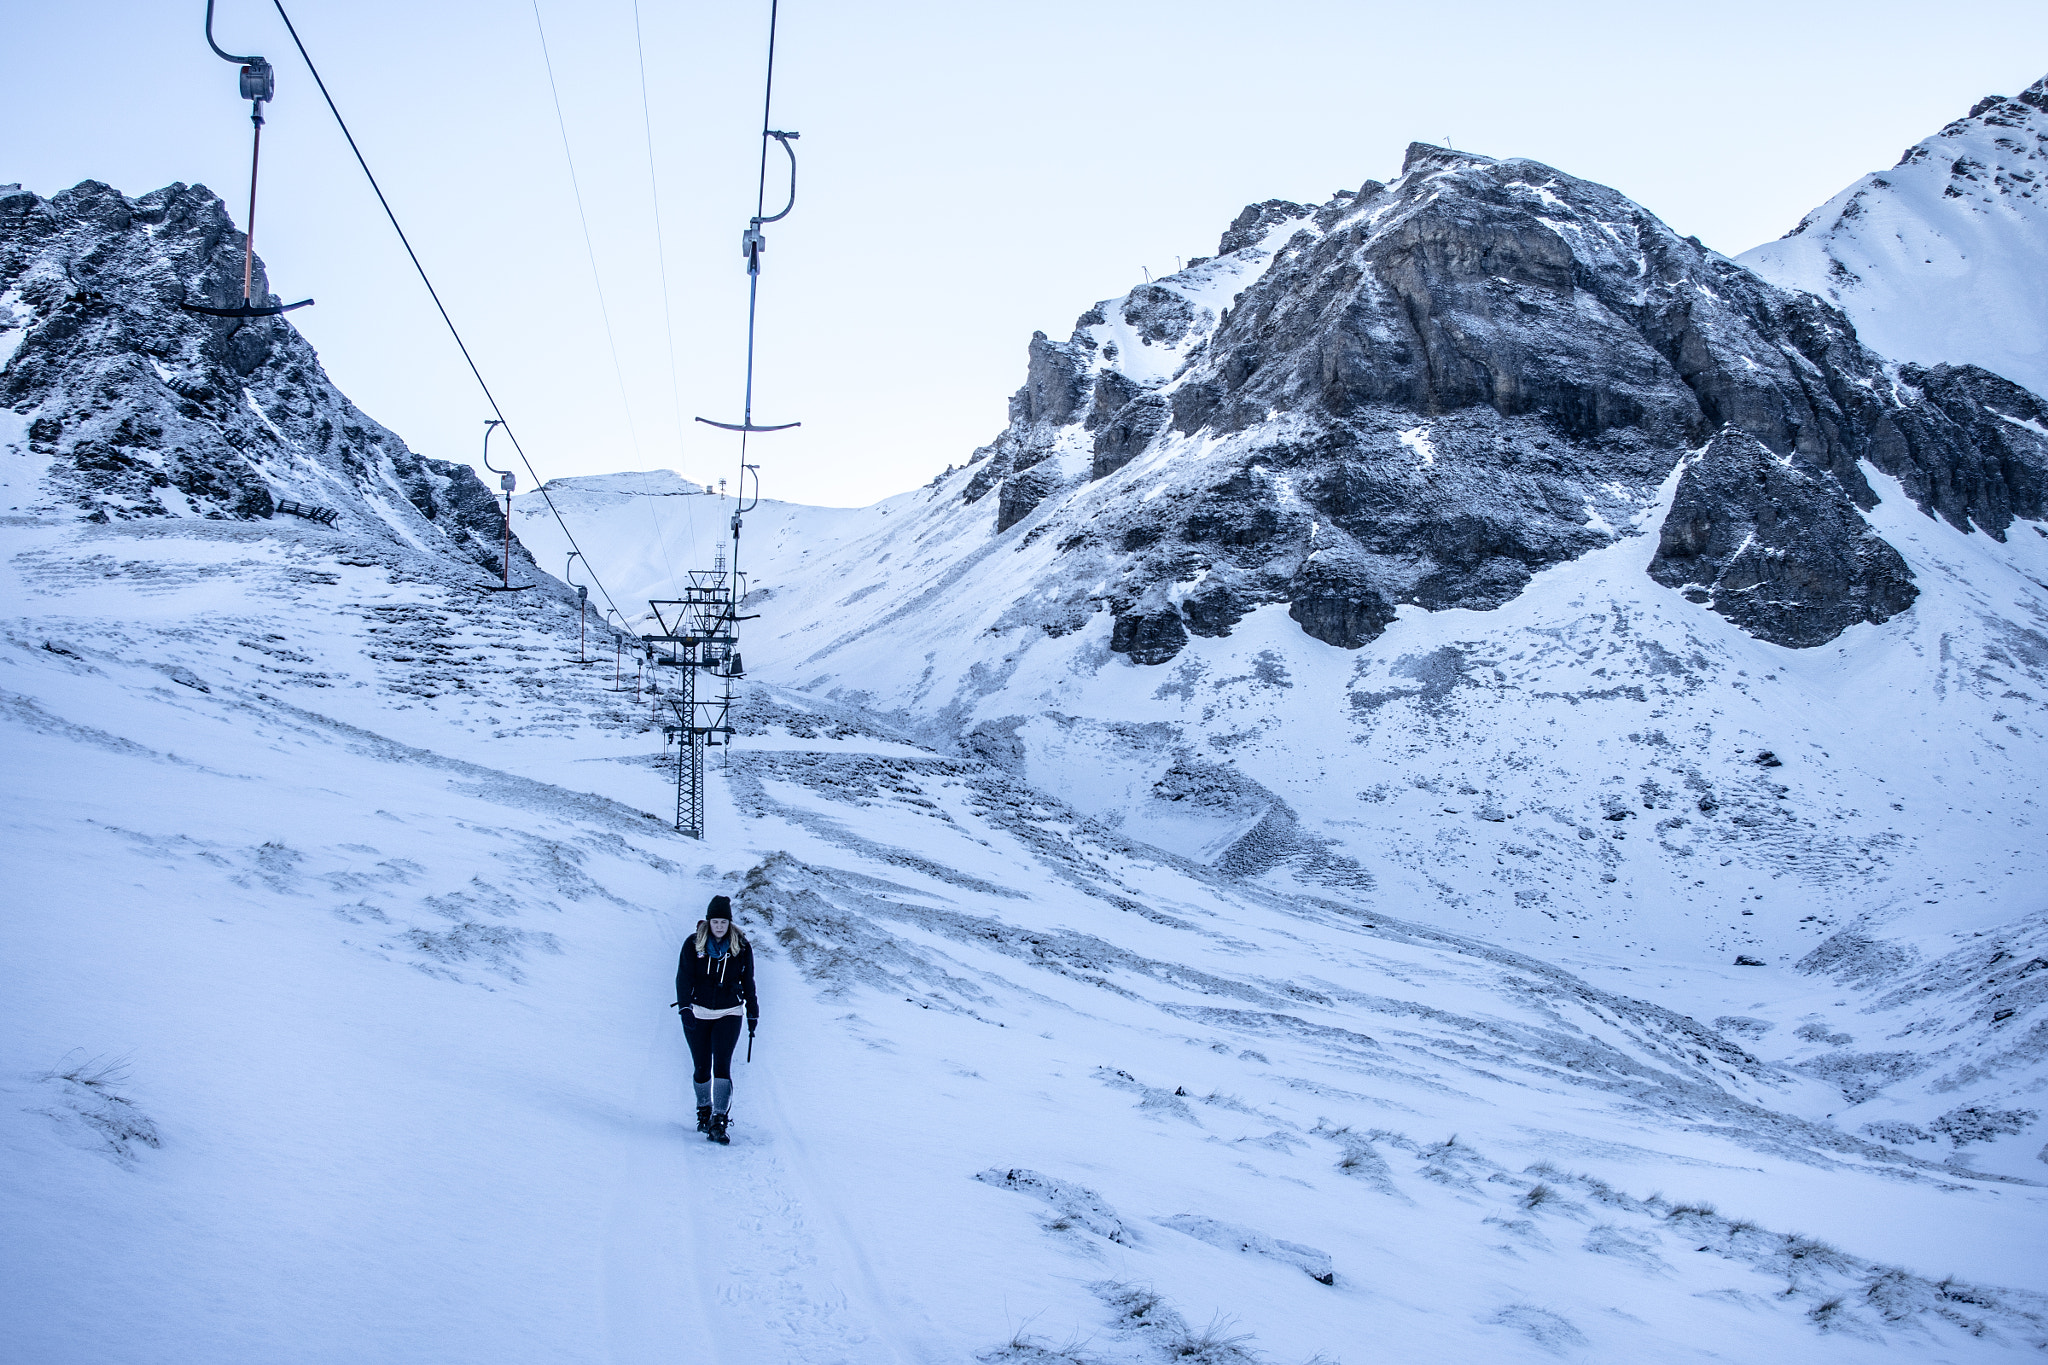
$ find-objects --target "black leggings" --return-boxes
[681,1013,744,1083]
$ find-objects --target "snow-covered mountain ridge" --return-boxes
[515,126,2048,1197]
[0,181,519,575]
[1742,73,2048,402]
[947,140,2045,664]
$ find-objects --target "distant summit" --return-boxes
[1741,74,2048,399]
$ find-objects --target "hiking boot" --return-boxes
[695,1105,712,1134]
[707,1112,730,1145]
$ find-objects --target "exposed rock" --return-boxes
[1084,369,1141,433]
[1648,430,1918,647]
[996,463,1060,534]
[1092,394,1169,480]
[1109,608,1188,666]
[1288,557,1398,649]
[947,138,2047,658]
[1889,364,2048,538]
[0,181,516,575]
[1121,284,1200,348]
[1022,329,1090,428]
[1219,199,1313,255]
[1180,575,1250,638]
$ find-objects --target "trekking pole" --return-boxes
[747,1020,755,1063]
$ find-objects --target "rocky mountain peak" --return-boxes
[2016,71,2048,114]
[953,139,2047,664]
[0,180,518,576]
[1957,72,2048,122]
[1398,140,1494,176]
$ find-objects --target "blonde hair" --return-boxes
[694,918,750,955]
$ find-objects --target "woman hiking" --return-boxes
[674,895,759,1145]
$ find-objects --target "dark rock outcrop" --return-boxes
[1648,430,1918,647]
[949,141,2048,661]
[1287,559,1398,650]
[996,463,1059,534]
[1,180,527,576]
[963,330,1096,524]
[1886,364,2048,536]
[1219,199,1313,255]
[1092,394,1169,480]
[1109,608,1189,666]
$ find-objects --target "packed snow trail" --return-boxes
[601,1014,724,1365]
[601,925,928,1365]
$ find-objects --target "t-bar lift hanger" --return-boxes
[181,0,315,319]
[480,418,534,592]
[694,110,801,435]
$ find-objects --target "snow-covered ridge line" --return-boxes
[1741,72,2048,400]
[0,181,518,578]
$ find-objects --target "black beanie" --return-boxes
[707,894,733,919]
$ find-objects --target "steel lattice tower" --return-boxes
[645,553,741,839]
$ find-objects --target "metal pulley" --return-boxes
[238,56,275,105]
[695,133,802,432]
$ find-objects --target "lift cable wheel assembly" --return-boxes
[659,0,798,839]
[182,0,314,319]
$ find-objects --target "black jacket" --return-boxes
[676,930,759,1020]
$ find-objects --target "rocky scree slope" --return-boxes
[961,142,2047,660]
[1741,73,2048,402]
[0,180,518,576]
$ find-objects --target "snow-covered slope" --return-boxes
[7,509,2048,1364]
[10,120,2048,1365]
[516,142,2048,1194]
[523,447,2048,1176]
[1741,75,2048,400]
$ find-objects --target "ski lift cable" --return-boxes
[630,0,694,584]
[268,0,628,625]
[531,0,645,462]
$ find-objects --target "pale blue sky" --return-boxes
[8,1,2047,508]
